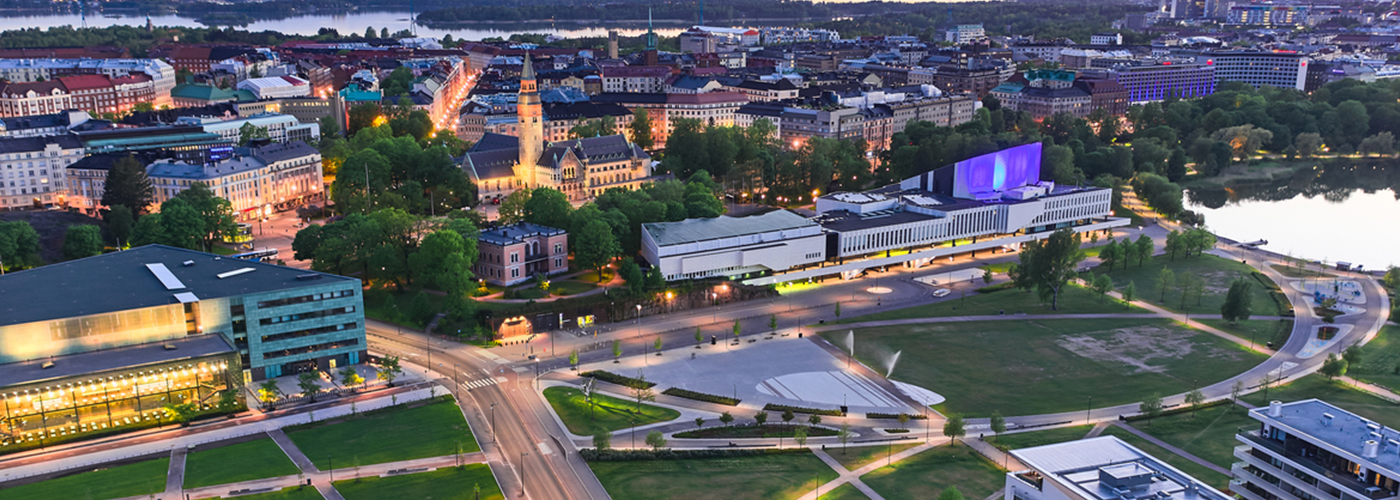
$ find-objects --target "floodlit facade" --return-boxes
[642,210,827,281]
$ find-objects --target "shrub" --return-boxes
[580,448,810,462]
[762,403,843,416]
[978,282,1016,293]
[661,388,740,406]
[581,370,656,388]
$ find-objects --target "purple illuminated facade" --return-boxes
[951,142,1043,198]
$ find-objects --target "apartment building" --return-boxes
[0,74,160,118]
[1193,51,1308,91]
[1234,399,1400,500]
[0,58,176,107]
[591,92,749,147]
[601,66,672,93]
[0,134,83,210]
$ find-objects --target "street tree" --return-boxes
[719,411,734,427]
[257,379,282,406]
[297,370,321,402]
[653,336,662,354]
[1221,279,1255,325]
[574,220,621,283]
[62,224,103,260]
[694,327,703,345]
[808,414,821,427]
[644,430,666,451]
[768,314,777,334]
[1185,389,1206,418]
[983,269,994,284]
[629,371,656,412]
[793,426,808,448]
[1321,353,1348,380]
[942,414,966,445]
[990,411,1007,438]
[376,356,403,386]
[1091,273,1114,302]
[1122,281,1136,307]
[694,417,705,430]
[732,319,741,340]
[1231,380,1245,409]
[834,301,841,318]
[569,349,579,370]
[339,366,365,389]
[592,431,611,450]
[755,411,768,425]
[1139,394,1164,427]
[837,423,853,454]
[612,340,622,362]
[1343,344,1363,366]
[782,409,795,427]
[897,413,910,429]
[1009,229,1085,310]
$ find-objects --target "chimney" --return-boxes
[1268,400,1283,417]
[1364,440,1380,459]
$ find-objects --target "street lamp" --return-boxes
[519,452,529,498]
[490,403,497,444]
[711,292,718,323]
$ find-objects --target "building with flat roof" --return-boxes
[1006,436,1232,500]
[1192,51,1308,91]
[1233,399,1400,500]
[642,209,827,281]
[0,134,83,210]
[0,245,366,451]
[474,223,569,286]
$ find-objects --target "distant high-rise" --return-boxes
[608,30,619,59]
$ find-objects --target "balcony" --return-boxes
[1239,432,1397,500]
[1235,480,1271,500]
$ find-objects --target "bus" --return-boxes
[231,248,279,262]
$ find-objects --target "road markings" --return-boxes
[461,378,501,390]
[537,442,554,455]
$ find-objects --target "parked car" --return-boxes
[932,288,951,297]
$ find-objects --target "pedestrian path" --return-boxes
[268,428,319,473]
[108,453,484,500]
[462,376,504,391]
[1109,421,1229,475]
[163,448,187,499]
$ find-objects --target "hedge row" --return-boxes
[866,412,929,420]
[661,388,740,406]
[1123,398,1231,422]
[978,282,1017,294]
[581,370,656,388]
[1251,271,1282,291]
[1269,290,1295,317]
[581,448,811,462]
[763,403,843,416]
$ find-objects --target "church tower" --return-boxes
[516,52,544,187]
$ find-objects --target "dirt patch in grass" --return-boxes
[1055,325,1242,374]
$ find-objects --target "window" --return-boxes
[554,243,563,254]
[510,252,519,263]
[511,268,520,278]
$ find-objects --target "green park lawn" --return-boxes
[1100,427,1230,490]
[1242,374,1400,429]
[836,284,1144,324]
[184,438,301,489]
[673,424,837,439]
[211,486,325,500]
[1354,325,1400,391]
[287,397,478,470]
[830,442,924,471]
[1093,253,1276,316]
[549,280,599,296]
[590,450,838,500]
[1197,319,1293,350]
[860,445,1004,500]
[820,483,872,500]
[0,457,170,500]
[1269,264,1330,279]
[824,318,1266,417]
[542,386,681,436]
[1128,403,1256,470]
[989,425,1092,451]
[335,464,502,500]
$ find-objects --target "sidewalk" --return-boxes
[111,453,485,500]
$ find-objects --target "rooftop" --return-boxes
[1011,436,1232,500]
[479,223,566,246]
[643,209,817,247]
[1251,399,1400,477]
[0,334,234,388]
[0,245,355,329]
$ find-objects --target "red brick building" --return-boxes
[474,223,569,286]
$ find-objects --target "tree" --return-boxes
[497,189,531,225]
[1185,389,1206,417]
[732,319,741,340]
[592,431,611,450]
[574,220,621,283]
[695,417,705,430]
[297,370,322,402]
[101,155,154,215]
[1231,380,1245,407]
[238,123,270,146]
[1294,132,1323,157]
[612,339,622,362]
[1321,353,1349,380]
[629,371,655,412]
[628,108,655,150]
[942,414,966,445]
[644,430,666,451]
[793,426,809,448]
[755,411,768,425]
[1091,273,1114,302]
[523,187,573,231]
[808,414,821,427]
[340,366,365,389]
[1122,280,1136,307]
[62,224,103,260]
[155,197,208,250]
[983,269,994,284]
[1008,229,1086,310]
[1221,279,1255,325]
[570,115,618,139]
[653,336,662,354]
[365,26,376,38]
[106,205,134,248]
[990,411,1006,438]
[719,411,735,427]
[409,229,476,294]
[1157,268,1175,302]
[1343,344,1363,367]
[376,356,403,386]
[170,182,238,248]
[1139,394,1163,427]
[1133,235,1153,267]
[1359,132,1396,157]
[782,409,795,427]
[1099,239,1120,271]
[569,349,580,370]
[162,402,198,426]
[938,487,966,500]
[897,413,910,429]
[837,423,853,454]
[257,379,282,406]
[694,327,703,346]
[1384,267,1400,290]
[834,301,841,318]
[768,314,777,334]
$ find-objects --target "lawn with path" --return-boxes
[1093,253,1275,316]
[1243,374,1400,429]
[820,483,872,500]
[184,437,302,489]
[829,441,924,471]
[1127,403,1256,470]
[673,424,837,439]
[543,386,681,436]
[825,318,1266,417]
[335,464,502,500]
[989,425,1093,451]
[1100,427,1230,489]
[287,397,479,470]
[590,451,838,500]
[1354,325,1400,392]
[1197,319,1292,351]
[210,486,325,500]
[835,284,1143,324]
[859,445,1004,500]
[0,457,170,500]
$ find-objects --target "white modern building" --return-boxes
[1233,399,1400,500]
[236,76,312,100]
[1091,32,1124,45]
[946,24,987,45]
[641,209,826,281]
[1193,51,1309,91]
[177,113,320,144]
[1006,436,1232,500]
[0,134,83,210]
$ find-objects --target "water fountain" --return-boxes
[845,331,854,357]
[886,350,902,378]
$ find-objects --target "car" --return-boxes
[932,288,951,297]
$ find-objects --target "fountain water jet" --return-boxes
[886,350,901,378]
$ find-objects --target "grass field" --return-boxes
[989,425,1092,451]
[1197,319,1293,350]
[542,386,681,436]
[184,438,301,489]
[1269,264,1330,279]
[1093,254,1275,316]
[824,318,1266,417]
[287,398,478,470]
[211,487,325,500]
[673,424,838,439]
[1355,325,1400,391]
[550,280,599,296]
[0,457,170,500]
[860,445,1004,500]
[820,483,871,500]
[336,464,502,500]
[830,442,924,471]
[1242,374,1400,429]
[835,284,1143,324]
[1100,427,1230,489]
[590,451,838,500]
[1128,403,1255,469]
